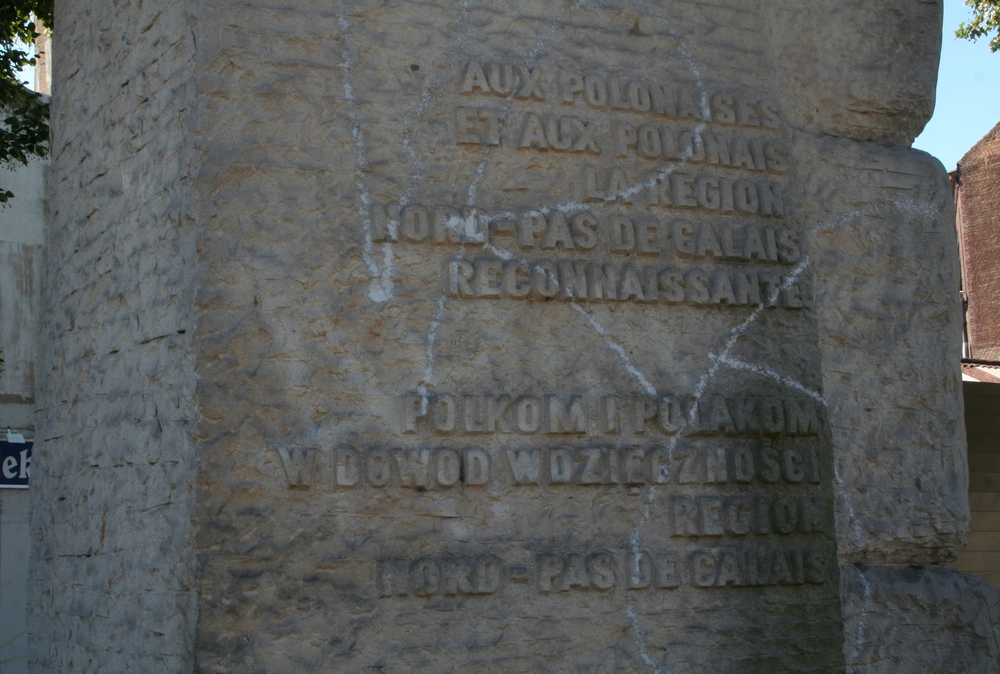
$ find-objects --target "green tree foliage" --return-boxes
[957,0,1000,52]
[0,1,51,203]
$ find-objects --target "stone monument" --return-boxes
[28,1,999,672]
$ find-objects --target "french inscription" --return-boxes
[445,258,805,306]
[457,61,783,128]
[454,110,791,162]
[376,545,830,599]
[375,207,794,254]
[453,62,788,169]
[374,197,810,309]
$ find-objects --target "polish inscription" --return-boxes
[281,445,822,491]
[363,60,806,309]
[324,444,819,490]
[274,381,832,601]
[399,392,821,437]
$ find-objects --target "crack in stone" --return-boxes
[399,71,436,205]
[569,304,658,396]
[351,9,933,669]
[336,10,395,303]
[418,18,563,405]
[849,565,873,668]
[711,353,825,402]
[626,603,663,674]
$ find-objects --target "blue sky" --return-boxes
[913,0,1000,171]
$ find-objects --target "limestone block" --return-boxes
[29,0,968,672]
[768,0,943,145]
[841,564,1000,673]
[809,138,967,564]
[27,0,200,672]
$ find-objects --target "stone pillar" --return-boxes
[30,1,995,672]
[27,1,199,671]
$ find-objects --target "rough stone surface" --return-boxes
[27,1,200,672]
[0,242,43,400]
[30,0,983,672]
[187,1,948,671]
[810,139,967,564]
[841,564,1000,672]
[763,0,942,145]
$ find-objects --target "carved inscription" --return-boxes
[400,393,822,437]
[445,258,805,306]
[458,62,780,125]
[366,61,808,310]
[274,392,824,491]
[454,61,786,161]
[324,444,820,490]
[374,207,792,249]
[276,444,822,491]
[305,58,837,628]
[458,110,790,166]
[376,545,830,598]
[387,209,794,253]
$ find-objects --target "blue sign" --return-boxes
[0,440,31,488]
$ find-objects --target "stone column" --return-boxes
[30,1,996,672]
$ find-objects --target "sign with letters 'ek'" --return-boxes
[0,440,32,488]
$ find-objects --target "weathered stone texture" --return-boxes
[0,241,43,398]
[810,140,967,564]
[841,564,1000,672]
[30,0,981,672]
[190,0,960,670]
[765,0,942,146]
[28,1,200,671]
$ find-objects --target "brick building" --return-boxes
[951,121,1000,590]
[954,120,1000,360]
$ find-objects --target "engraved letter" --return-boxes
[560,71,584,104]
[547,396,588,434]
[335,447,361,487]
[460,61,491,93]
[655,553,680,588]
[584,75,607,108]
[275,445,317,488]
[549,448,574,484]
[436,448,462,487]
[781,448,806,484]
[515,66,545,100]
[518,112,548,149]
[627,552,653,589]
[506,448,541,485]
[691,551,717,588]
[587,553,616,589]
[366,449,392,487]
[432,394,457,432]
[537,555,565,592]
[465,448,491,486]
[411,558,441,596]
[395,448,432,488]
[401,394,425,433]
[672,496,700,536]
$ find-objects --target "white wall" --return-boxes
[0,156,47,674]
